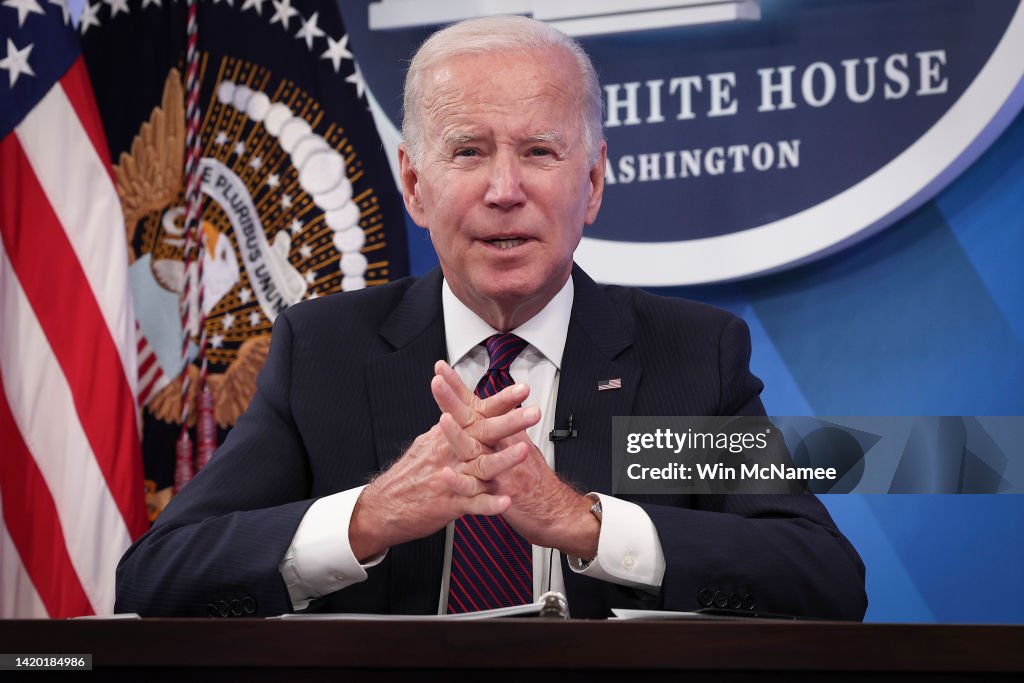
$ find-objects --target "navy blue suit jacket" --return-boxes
[115,266,866,619]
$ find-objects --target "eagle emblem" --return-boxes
[117,65,389,432]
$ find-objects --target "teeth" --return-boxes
[490,238,524,249]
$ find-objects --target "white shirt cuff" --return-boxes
[567,493,665,590]
[279,485,387,611]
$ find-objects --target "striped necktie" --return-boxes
[447,333,533,613]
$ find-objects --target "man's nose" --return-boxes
[484,152,527,209]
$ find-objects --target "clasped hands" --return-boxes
[349,361,599,563]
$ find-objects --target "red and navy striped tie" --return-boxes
[447,333,533,613]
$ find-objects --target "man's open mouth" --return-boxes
[487,238,527,249]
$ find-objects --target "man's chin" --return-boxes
[475,272,567,310]
[447,262,570,320]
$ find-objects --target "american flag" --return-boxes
[0,1,147,617]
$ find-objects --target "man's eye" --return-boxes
[455,148,478,157]
[529,148,552,157]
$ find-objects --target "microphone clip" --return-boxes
[549,414,578,442]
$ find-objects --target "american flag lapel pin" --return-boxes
[597,378,622,391]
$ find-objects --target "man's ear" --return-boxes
[584,140,607,226]
[398,144,428,228]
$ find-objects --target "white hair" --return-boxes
[402,15,603,167]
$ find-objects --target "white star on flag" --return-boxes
[266,173,280,188]
[281,194,292,209]
[298,244,313,259]
[346,61,366,99]
[238,287,253,304]
[210,334,224,349]
[78,2,101,35]
[103,0,130,18]
[249,156,262,170]
[48,0,71,25]
[269,0,298,31]
[321,34,352,74]
[290,219,303,235]
[141,0,161,9]
[304,270,317,285]
[0,38,35,88]
[2,0,45,28]
[233,141,245,156]
[215,130,228,145]
[249,310,262,327]
[241,0,266,15]
[295,11,325,50]
[222,312,236,330]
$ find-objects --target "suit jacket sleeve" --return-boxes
[115,312,320,617]
[557,279,866,620]
[116,274,448,618]
[638,315,867,620]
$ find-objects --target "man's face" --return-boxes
[399,47,606,328]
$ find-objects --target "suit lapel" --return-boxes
[364,269,448,614]
[554,267,645,618]
[553,266,641,495]
[365,269,446,471]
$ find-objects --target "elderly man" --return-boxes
[115,16,866,619]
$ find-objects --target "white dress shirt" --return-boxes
[279,276,665,612]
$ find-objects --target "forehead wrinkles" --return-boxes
[419,51,581,136]
[420,67,465,130]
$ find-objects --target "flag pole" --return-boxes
[175,0,206,492]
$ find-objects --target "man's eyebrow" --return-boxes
[440,130,568,148]
[442,131,478,148]
[526,131,568,147]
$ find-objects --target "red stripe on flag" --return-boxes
[0,135,147,539]
[58,59,116,178]
[0,377,94,618]
[139,370,163,407]
[138,350,157,379]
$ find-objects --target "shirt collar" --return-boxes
[442,275,574,370]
